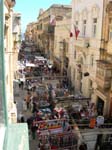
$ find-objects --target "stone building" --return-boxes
[4,0,19,123]
[54,12,71,75]
[70,0,105,113]
[12,12,21,79]
[25,22,36,42]
[36,4,71,60]
[95,0,112,116]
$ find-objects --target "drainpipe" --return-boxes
[0,0,8,125]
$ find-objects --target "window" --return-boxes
[74,50,76,59]
[76,21,78,25]
[92,18,97,37]
[109,18,112,40]
[73,69,75,80]
[90,55,94,66]
[82,20,86,37]
[105,70,112,77]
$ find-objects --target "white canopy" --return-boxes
[25,63,35,67]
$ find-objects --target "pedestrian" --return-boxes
[96,115,104,128]
[23,99,27,111]
[18,79,21,88]
[89,117,96,128]
[21,81,24,90]
[25,91,31,110]
[21,116,25,123]
[31,124,36,140]
[18,112,24,123]
[79,142,87,150]
[32,102,38,114]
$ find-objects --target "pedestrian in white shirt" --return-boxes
[96,115,104,127]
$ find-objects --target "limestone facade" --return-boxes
[35,4,72,60]
[12,12,21,79]
[95,0,112,116]
[4,0,19,123]
[25,22,36,42]
[70,0,104,113]
[54,12,71,75]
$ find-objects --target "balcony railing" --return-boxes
[97,60,112,69]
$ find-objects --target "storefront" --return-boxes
[97,97,104,115]
[95,90,107,115]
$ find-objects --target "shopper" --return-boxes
[25,91,31,110]
[79,142,87,150]
[31,124,36,140]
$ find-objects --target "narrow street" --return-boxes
[3,0,112,150]
[14,39,112,150]
[14,81,39,150]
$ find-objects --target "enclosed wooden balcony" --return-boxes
[106,0,112,13]
[96,60,112,89]
[107,40,112,55]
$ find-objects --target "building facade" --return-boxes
[25,22,36,42]
[54,12,71,75]
[35,4,71,60]
[12,12,21,79]
[95,0,112,116]
[70,0,105,113]
[0,1,29,150]
[4,0,19,123]
[4,0,22,123]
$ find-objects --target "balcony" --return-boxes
[96,60,112,89]
[106,1,112,13]
[96,77,111,89]
[75,37,90,48]
[107,40,112,54]
[6,0,16,7]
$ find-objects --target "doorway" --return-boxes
[97,97,104,115]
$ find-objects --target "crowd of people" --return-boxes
[17,76,82,149]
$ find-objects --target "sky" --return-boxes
[14,0,71,33]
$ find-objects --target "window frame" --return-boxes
[92,18,97,37]
[109,18,112,40]
[82,20,86,37]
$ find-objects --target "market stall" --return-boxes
[33,119,80,150]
